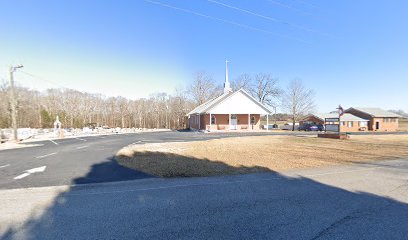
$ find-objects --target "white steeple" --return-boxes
[224,60,232,94]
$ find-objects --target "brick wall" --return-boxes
[339,121,368,132]
[204,114,261,130]
[345,109,398,131]
[371,117,398,131]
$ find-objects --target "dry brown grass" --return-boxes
[116,134,408,177]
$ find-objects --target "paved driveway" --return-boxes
[1,159,408,239]
[0,131,315,189]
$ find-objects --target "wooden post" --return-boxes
[198,114,201,130]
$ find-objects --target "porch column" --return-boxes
[248,114,250,130]
[198,114,200,130]
[266,114,269,131]
[229,113,231,130]
[209,113,212,131]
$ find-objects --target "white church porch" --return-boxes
[187,113,270,131]
[186,60,272,131]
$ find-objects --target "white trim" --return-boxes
[209,113,212,130]
[206,89,271,114]
[188,89,272,115]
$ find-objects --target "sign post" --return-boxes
[319,105,348,139]
[324,118,340,133]
[336,105,344,133]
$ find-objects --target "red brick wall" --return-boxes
[371,117,398,131]
[345,109,398,131]
[203,114,261,130]
[339,121,368,132]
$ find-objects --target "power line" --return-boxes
[293,0,321,10]
[143,0,308,43]
[18,70,68,89]
[266,0,312,16]
[207,0,315,33]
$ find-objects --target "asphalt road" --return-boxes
[0,131,313,190]
[1,159,408,240]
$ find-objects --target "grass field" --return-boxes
[116,134,408,177]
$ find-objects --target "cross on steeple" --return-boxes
[224,60,232,94]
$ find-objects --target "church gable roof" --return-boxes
[187,92,232,115]
[188,89,272,115]
[187,61,271,115]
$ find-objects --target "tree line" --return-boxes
[0,71,316,130]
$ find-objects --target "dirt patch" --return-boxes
[116,135,408,177]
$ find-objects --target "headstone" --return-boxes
[53,116,64,138]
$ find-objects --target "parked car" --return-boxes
[299,124,324,131]
[262,124,278,130]
[316,124,324,131]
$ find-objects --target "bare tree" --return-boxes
[250,73,281,106]
[281,79,315,131]
[231,73,252,91]
[0,71,224,130]
[189,71,218,105]
[170,87,192,129]
[0,80,9,128]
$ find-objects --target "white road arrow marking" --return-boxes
[14,166,47,180]
[14,173,30,180]
[26,166,47,173]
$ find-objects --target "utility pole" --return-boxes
[9,65,24,142]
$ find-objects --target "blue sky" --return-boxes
[1,0,407,113]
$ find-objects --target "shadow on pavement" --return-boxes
[115,151,272,177]
[74,156,153,184]
[2,154,408,240]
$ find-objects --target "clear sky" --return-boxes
[1,0,407,113]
